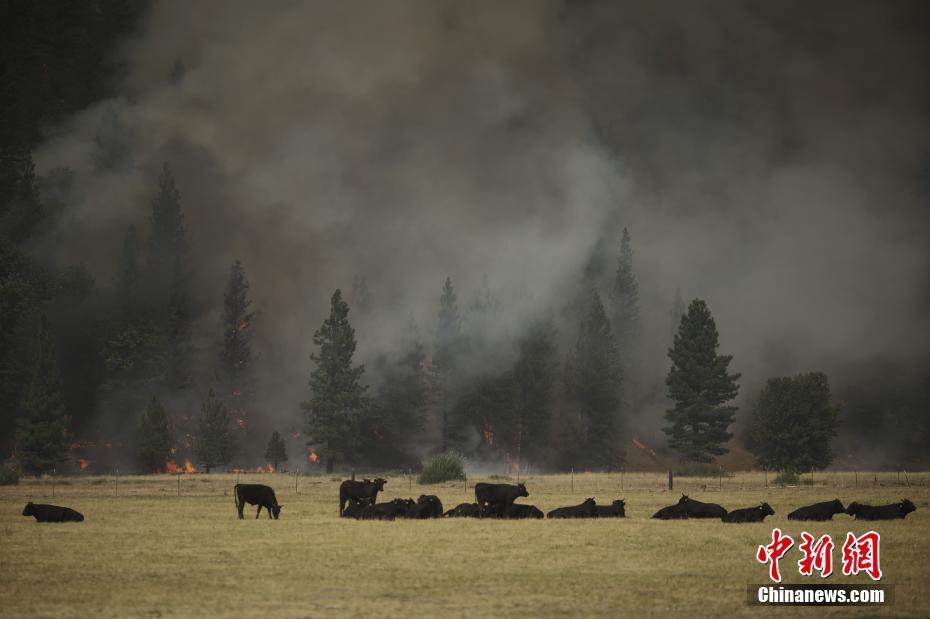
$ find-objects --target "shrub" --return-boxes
[675,462,733,477]
[773,470,801,486]
[417,451,466,484]
[0,461,21,486]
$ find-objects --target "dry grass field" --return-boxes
[1,471,928,618]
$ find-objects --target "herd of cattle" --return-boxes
[19,479,918,523]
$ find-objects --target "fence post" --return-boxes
[571,467,574,493]
[620,468,624,492]
[668,470,673,492]
[764,468,767,488]
[177,473,180,497]
[810,467,814,486]
[115,469,119,497]
[904,470,910,487]
[351,469,355,481]
[718,466,722,490]
[51,469,55,498]
[295,470,299,495]
[854,470,858,487]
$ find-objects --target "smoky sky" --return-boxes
[31,0,930,424]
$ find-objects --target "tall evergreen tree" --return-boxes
[150,162,185,267]
[136,396,172,473]
[664,299,740,462]
[194,388,234,473]
[669,288,685,343]
[115,223,139,315]
[164,257,191,389]
[220,259,254,392]
[565,292,623,469]
[610,227,640,360]
[301,289,369,472]
[264,431,288,470]
[15,315,70,474]
[749,372,839,473]
[351,275,374,317]
[434,277,465,450]
[512,314,558,466]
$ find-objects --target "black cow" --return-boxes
[846,499,916,521]
[443,503,485,518]
[652,501,689,520]
[503,503,544,519]
[405,495,444,519]
[339,478,387,516]
[342,497,371,519]
[787,499,846,521]
[360,498,415,521]
[547,498,597,519]
[234,484,282,519]
[594,499,626,518]
[681,494,727,519]
[722,502,775,523]
[474,482,528,515]
[22,502,84,523]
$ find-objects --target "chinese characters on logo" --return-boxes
[757,529,882,582]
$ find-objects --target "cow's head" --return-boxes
[517,482,528,498]
[831,499,845,513]
[613,499,626,516]
[900,499,916,515]
[759,502,775,517]
[272,504,282,519]
[373,478,387,491]
[22,502,34,516]
[678,494,690,505]
[845,502,861,516]
[582,498,596,511]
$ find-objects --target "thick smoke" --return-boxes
[30,1,930,461]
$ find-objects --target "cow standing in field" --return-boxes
[339,478,386,516]
[846,499,916,520]
[787,499,845,521]
[443,503,485,518]
[652,498,689,520]
[594,499,626,518]
[547,498,597,519]
[22,502,84,522]
[722,502,775,523]
[234,484,282,519]
[680,495,727,518]
[503,503,544,519]
[474,482,528,516]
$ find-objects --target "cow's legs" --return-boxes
[256,505,262,519]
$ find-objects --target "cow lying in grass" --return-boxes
[22,502,84,523]
[652,499,688,520]
[787,499,845,521]
[444,503,485,518]
[234,484,282,519]
[339,478,387,516]
[503,503,544,519]
[547,498,597,519]
[595,499,626,518]
[722,502,774,523]
[359,498,415,521]
[405,495,444,519]
[680,495,727,518]
[846,499,916,520]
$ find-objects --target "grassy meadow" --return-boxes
[1,470,928,618]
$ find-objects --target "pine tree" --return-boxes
[566,292,623,469]
[220,259,254,392]
[611,227,640,360]
[434,277,466,450]
[164,257,191,389]
[664,299,740,463]
[194,388,234,473]
[115,223,139,316]
[301,289,369,472]
[669,288,685,343]
[512,314,558,466]
[15,315,70,474]
[136,396,172,473]
[749,372,839,473]
[150,162,185,267]
[264,431,288,470]
[351,275,374,317]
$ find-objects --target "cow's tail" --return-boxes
[233,484,240,513]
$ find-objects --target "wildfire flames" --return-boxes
[307,450,318,463]
[254,464,274,473]
[236,418,246,429]
[78,458,92,470]
[162,459,198,474]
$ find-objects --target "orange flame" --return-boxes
[308,450,318,462]
[78,458,92,470]
[165,460,179,473]
[183,459,197,473]
[170,446,178,455]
